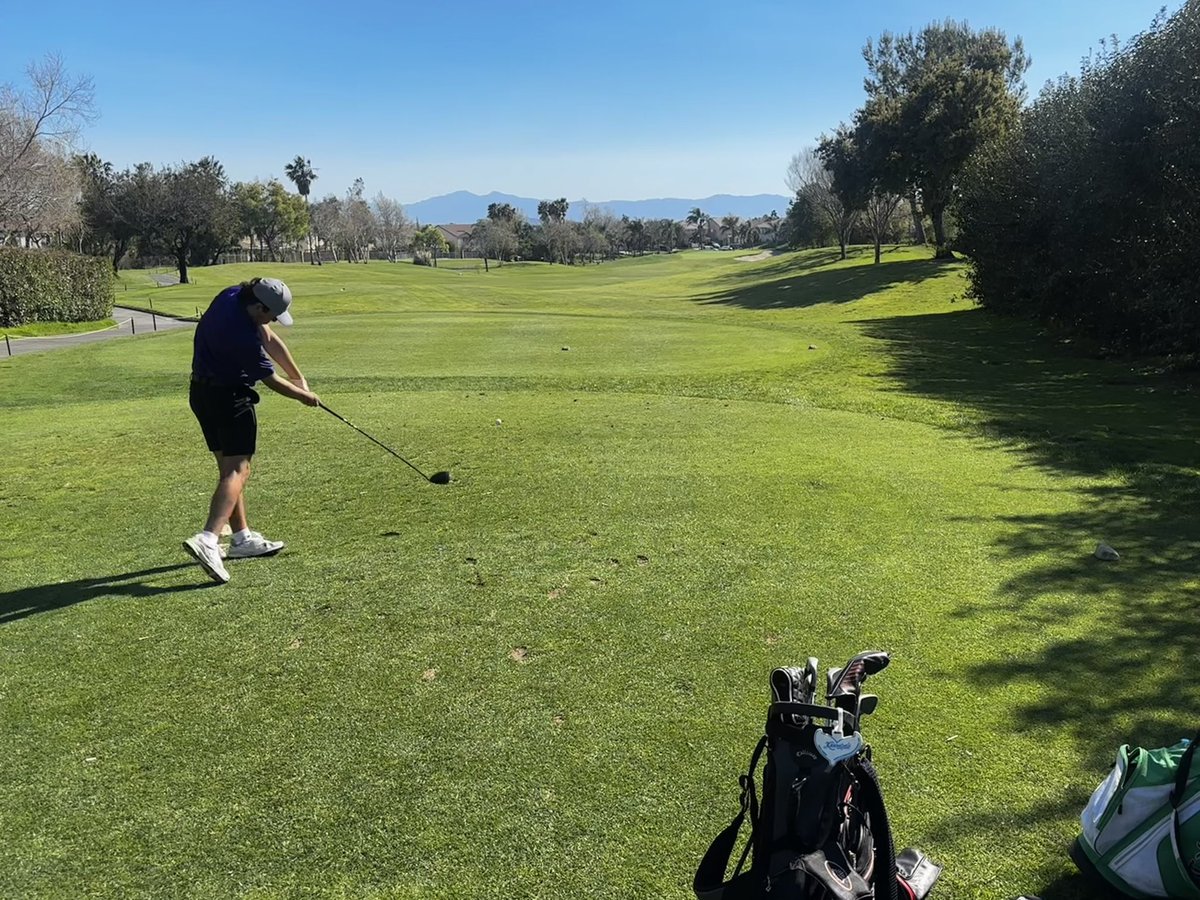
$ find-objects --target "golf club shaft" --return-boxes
[318,402,432,481]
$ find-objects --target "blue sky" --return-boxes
[2,0,1177,204]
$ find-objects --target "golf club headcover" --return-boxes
[827,651,890,702]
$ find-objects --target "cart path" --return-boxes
[3,307,194,357]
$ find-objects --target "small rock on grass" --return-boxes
[1095,542,1120,561]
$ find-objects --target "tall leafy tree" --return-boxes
[859,20,1030,257]
[141,157,237,283]
[257,180,308,260]
[77,155,151,271]
[231,181,268,259]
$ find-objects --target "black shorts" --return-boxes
[189,380,260,456]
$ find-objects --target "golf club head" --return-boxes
[429,471,452,485]
[858,694,879,717]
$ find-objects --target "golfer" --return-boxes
[182,277,320,583]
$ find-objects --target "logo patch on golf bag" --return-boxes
[693,651,942,900]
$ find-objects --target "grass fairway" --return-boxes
[2,247,1198,899]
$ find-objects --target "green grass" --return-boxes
[3,317,118,338]
[2,246,1197,899]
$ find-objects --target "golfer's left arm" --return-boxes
[260,324,308,390]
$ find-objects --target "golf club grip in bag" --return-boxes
[694,656,941,900]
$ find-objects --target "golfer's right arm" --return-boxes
[262,372,320,406]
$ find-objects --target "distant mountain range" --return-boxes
[403,190,791,225]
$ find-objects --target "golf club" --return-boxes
[319,402,451,485]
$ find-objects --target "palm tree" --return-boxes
[741,220,759,247]
[720,215,740,248]
[284,155,318,263]
[685,207,709,247]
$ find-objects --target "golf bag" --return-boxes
[694,651,941,900]
[1071,728,1200,898]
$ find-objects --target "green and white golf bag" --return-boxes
[1072,729,1200,898]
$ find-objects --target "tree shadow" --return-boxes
[691,248,958,311]
[858,307,1200,857]
[1,564,211,624]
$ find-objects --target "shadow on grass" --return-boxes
[859,307,1200,893]
[0,564,210,624]
[691,248,958,310]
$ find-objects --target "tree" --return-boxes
[578,223,610,263]
[0,54,95,232]
[4,141,78,246]
[956,3,1200,356]
[231,181,267,259]
[341,178,375,262]
[819,126,906,263]
[788,147,858,258]
[283,155,318,263]
[537,197,569,224]
[411,224,448,267]
[619,217,646,255]
[309,195,341,262]
[78,155,150,271]
[719,215,740,248]
[859,20,1030,257]
[487,202,520,224]
[372,193,412,262]
[580,205,622,259]
[259,180,308,260]
[784,191,832,249]
[544,219,578,264]
[686,207,710,246]
[141,157,237,284]
[469,217,518,269]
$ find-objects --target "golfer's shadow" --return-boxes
[0,564,209,625]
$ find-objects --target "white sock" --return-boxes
[232,528,252,544]
[198,530,219,548]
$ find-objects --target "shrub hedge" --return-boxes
[956,4,1200,357]
[0,249,115,328]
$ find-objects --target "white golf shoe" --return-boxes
[224,531,285,559]
[183,534,230,584]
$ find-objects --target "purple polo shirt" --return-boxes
[191,286,275,387]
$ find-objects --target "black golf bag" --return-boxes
[694,651,941,900]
